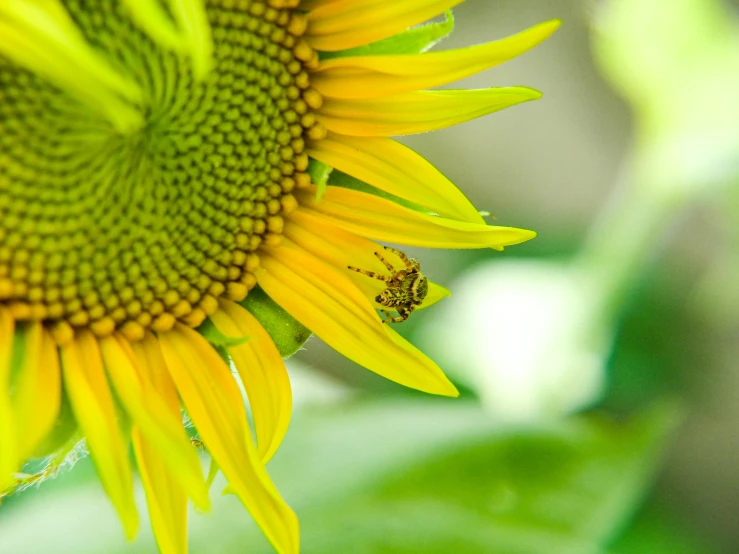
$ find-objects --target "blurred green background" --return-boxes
[1,0,738,552]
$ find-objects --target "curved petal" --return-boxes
[210,300,292,464]
[12,323,61,461]
[285,209,449,311]
[132,428,189,554]
[307,132,484,223]
[317,87,542,136]
[60,331,138,539]
[297,186,536,250]
[306,0,463,52]
[257,239,458,397]
[158,324,299,554]
[0,309,17,490]
[312,20,561,98]
[99,335,209,511]
[130,334,193,554]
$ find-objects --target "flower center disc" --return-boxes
[0,0,321,342]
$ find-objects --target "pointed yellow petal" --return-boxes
[130,334,193,554]
[317,87,542,136]
[100,335,210,511]
[0,309,17,490]
[60,331,138,539]
[158,324,299,554]
[423,282,451,310]
[307,132,483,223]
[12,323,61,460]
[210,301,292,464]
[296,186,536,250]
[306,0,463,52]
[257,239,458,396]
[313,20,561,98]
[132,429,189,554]
[285,209,449,312]
[130,334,182,416]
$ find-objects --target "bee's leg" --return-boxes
[383,246,415,272]
[381,305,413,324]
[347,265,392,282]
[373,250,397,275]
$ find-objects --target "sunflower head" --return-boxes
[0,0,327,343]
[0,1,558,553]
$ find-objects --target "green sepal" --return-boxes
[308,157,333,201]
[8,324,26,385]
[328,169,433,214]
[321,10,455,60]
[29,380,79,459]
[206,457,220,490]
[197,317,250,349]
[240,286,312,359]
[214,344,232,367]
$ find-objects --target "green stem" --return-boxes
[574,167,679,324]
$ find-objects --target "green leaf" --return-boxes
[272,403,680,554]
[1,400,679,553]
[608,504,719,554]
[197,317,250,349]
[320,10,455,60]
[240,286,311,358]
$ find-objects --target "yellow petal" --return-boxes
[257,239,458,396]
[158,324,299,554]
[100,335,210,511]
[129,333,192,554]
[130,334,183,416]
[12,323,61,460]
[132,429,189,554]
[296,186,536,250]
[317,87,542,136]
[426,281,452,308]
[312,20,561,98]
[210,300,292,464]
[306,0,463,52]
[0,309,17,491]
[285,209,449,312]
[60,331,138,539]
[307,132,484,223]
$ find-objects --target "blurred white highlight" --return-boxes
[423,260,610,422]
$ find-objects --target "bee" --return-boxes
[348,246,428,323]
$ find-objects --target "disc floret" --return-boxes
[0,0,325,344]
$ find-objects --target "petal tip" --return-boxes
[436,378,460,398]
[525,88,544,101]
[542,19,563,36]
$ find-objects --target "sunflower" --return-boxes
[0,1,557,552]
